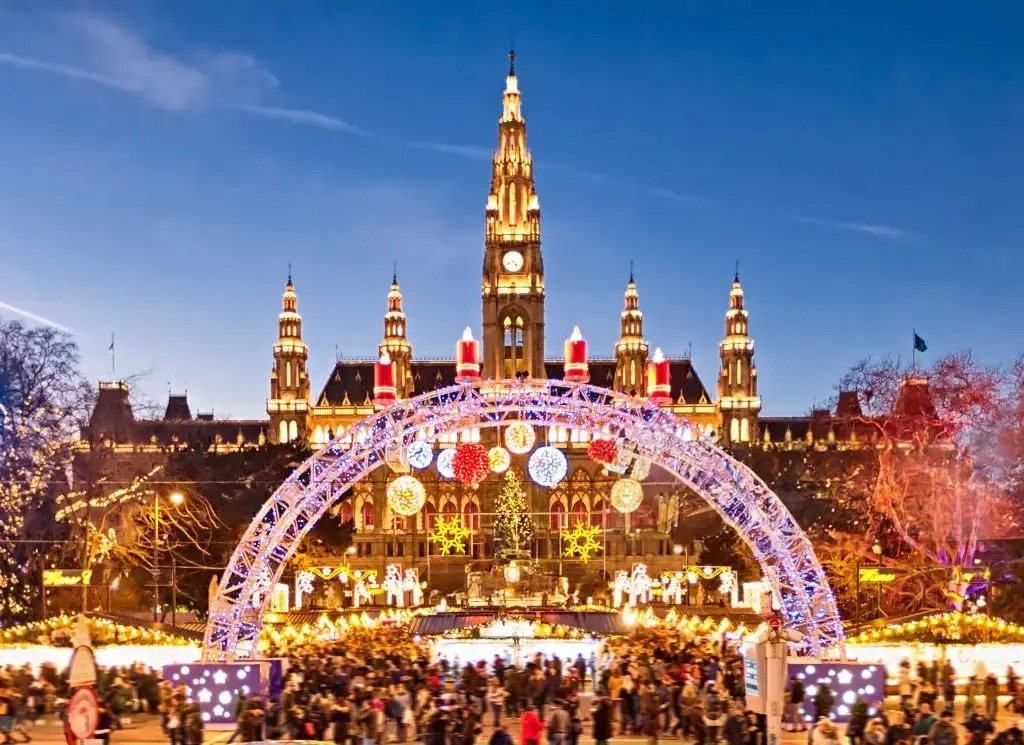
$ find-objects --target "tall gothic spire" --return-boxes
[486,49,539,242]
[614,269,649,395]
[380,272,413,398]
[268,271,309,443]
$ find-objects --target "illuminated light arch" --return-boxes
[203,379,843,660]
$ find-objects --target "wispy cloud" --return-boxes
[242,105,369,136]
[0,12,276,110]
[649,187,704,204]
[0,301,72,332]
[406,141,492,160]
[796,216,908,240]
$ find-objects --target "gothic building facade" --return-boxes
[85,53,885,589]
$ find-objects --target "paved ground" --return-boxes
[16,697,1024,744]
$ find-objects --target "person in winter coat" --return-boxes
[864,718,888,745]
[964,712,994,745]
[984,675,1001,719]
[488,723,513,745]
[927,709,959,745]
[590,690,613,745]
[992,721,1024,745]
[723,708,746,745]
[519,703,543,745]
[811,718,841,745]
[848,697,870,745]
[787,676,807,732]
[813,684,835,723]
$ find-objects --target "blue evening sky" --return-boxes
[1,2,1021,418]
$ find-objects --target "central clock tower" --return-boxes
[482,50,545,379]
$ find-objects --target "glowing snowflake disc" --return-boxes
[436,448,456,479]
[528,445,568,488]
[407,441,433,470]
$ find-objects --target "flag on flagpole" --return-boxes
[913,332,927,353]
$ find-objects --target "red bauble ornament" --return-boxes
[588,439,618,465]
[452,442,490,486]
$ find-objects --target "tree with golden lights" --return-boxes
[0,320,92,621]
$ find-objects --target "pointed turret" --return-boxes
[482,50,545,379]
[718,272,761,445]
[268,270,310,443]
[614,268,649,395]
[379,271,413,397]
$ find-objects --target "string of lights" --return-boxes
[204,378,842,662]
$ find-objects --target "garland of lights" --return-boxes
[406,441,433,470]
[206,378,842,661]
[610,477,644,513]
[386,475,426,516]
[528,445,568,487]
[436,448,456,479]
[488,446,511,473]
[562,521,603,562]
[588,439,618,465]
[847,611,1024,645]
[452,442,490,486]
[504,421,536,454]
[429,515,470,555]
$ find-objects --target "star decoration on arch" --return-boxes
[429,515,470,556]
[562,521,603,562]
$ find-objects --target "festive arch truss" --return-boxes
[203,379,844,660]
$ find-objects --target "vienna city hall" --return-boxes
[86,54,866,597]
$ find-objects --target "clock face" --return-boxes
[502,251,524,272]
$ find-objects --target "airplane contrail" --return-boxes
[0,301,72,333]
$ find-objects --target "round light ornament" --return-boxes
[407,441,434,470]
[453,442,490,487]
[437,448,456,479]
[528,445,568,488]
[504,421,536,455]
[610,477,644,514]
[387,475,426,517]
[488,446,511,474]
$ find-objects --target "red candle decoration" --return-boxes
[456,327,480,381]
[452,442,490,487]
[374,352,396,406]
[647,347,671,405]
[587,438,618,465]
[563,325,589,383]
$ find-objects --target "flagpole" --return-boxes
[911,329,916,372]
[109,333,117,381]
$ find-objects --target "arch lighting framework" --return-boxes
[203,379,843,660]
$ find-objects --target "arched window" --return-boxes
[591,499,606,527]
[502,314,526,377]
[730,418,740,443]
[550,501,566,531]
[313,426,324,445]
[735,360,743,385]
[361,502,375,529]
[740,418,750,443]
[422,502,437,531]
[390,515,406,532]
[288,420,298,442]
[463,502,480,532]
[338,501,353,524]
[278,421,288,443]
[442,501,457,518]
[570,500,587,526]
[285,361,292,387]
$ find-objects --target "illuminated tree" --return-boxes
[826,353,1023,611]
[0,320,91,621]
[493,470,534,560]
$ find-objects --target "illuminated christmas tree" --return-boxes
[493,471,534,560]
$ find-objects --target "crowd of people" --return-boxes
[5,630,1024,745]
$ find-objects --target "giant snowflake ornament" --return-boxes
[429,515,470,555]
[562,521,603,562]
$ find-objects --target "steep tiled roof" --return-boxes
[134,419,268,447]
[87,383,136,442]
[317,356,711,406]
[163,394,192,421]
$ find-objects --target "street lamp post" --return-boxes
[154,491,184,625]
[871,540,883,616]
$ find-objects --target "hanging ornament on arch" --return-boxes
[452,442,490,487]
[587,438,618,466]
